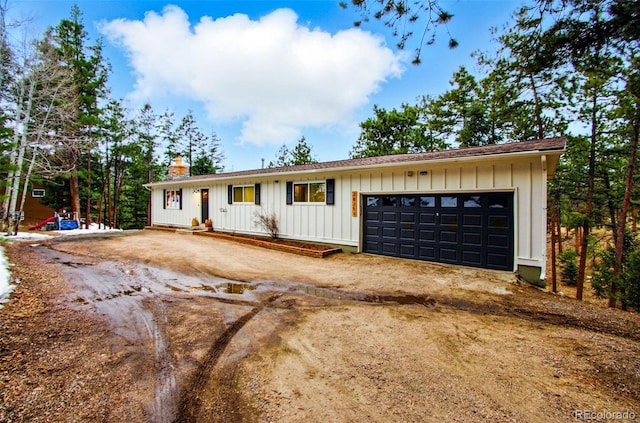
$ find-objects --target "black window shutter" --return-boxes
[326,179,335,205]
[163,189,166,209]
[178,188,183,210]
[254,183,261,205]
[286,182,293,205]
[227,185,233,204]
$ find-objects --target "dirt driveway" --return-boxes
[1,230,639,422]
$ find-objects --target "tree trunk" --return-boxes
[576,94,598,301]
[603,171,618,240]
[85,154,91,229]
[18,146,37,214]
[556,204,563,254]
[69,141,81,223]
[69,169,81,219]
[610,119,639,308]
[529,73,544,139]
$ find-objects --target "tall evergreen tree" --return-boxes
[350,103,445,158]
[159,109,178,172]
[268,137,318,167]
[176,110,207,175]
[289,136,318,165]
[135,103,159,225]
[191,131,224,176]
[46,5,109,226]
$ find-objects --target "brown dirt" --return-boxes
[1,230,639,422]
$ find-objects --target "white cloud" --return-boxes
[100,6,403,145]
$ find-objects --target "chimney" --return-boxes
[168,156,190,180]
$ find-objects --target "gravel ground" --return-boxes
[0,231,639,422]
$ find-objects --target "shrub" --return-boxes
[592,231,640,311]
[558,250,578,286]
[254,209,279,239]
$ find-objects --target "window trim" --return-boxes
[293,181,326,204]
[32,189,45,198]
[164,188,182,210]
[232,185,256,204]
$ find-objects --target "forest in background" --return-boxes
[0,0,638,310]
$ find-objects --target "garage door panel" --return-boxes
[365,226,381,237]
[419,213,436,224]
[440,230,458,244]
[463,232,482,246]
[463,214,482,227]
[488,215,509,229]
[383,212,397,222]
[400,244,416,257]
[400,228,415,240]
[365,240,380,251]
[365,210,381,221]
[401,212,416,222]
[418,229,435,241]
[440,213,458,225]
[418,246,436,260]
[382,227,398,238]
[487,253,509,268]
[439,248,459,262]
[382,243,398,254]
[462,250,482,265]
[488,233,509,248]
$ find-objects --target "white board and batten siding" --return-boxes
[149,139,564,280]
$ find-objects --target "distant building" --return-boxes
[21,186,56,227]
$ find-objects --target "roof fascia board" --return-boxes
[145,147,564,188]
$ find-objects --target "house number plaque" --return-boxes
[351,191,358,217]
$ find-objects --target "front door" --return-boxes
[200,189,209,222]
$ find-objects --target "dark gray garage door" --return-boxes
[363,192,514,271]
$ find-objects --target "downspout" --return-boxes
[540,154,548,281]
[144,185,152,228]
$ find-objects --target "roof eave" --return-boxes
[145,145,565,188]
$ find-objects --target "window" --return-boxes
[464,195,482,208]
[366,197,380,207]
[293,182,325,203]
[382,196,397,207]
[419,196,435,207]
[233,185,255,203]
[32,189,45,198]
[165,189,182,209]
[489,193,510,209]
[441,196,457,207]
[401,196,415,207]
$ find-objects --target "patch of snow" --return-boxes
[0,245,14,308]
[0,223,122,307]
[3,232,54,241]
[49,223,122,237]
[2,223,122,242]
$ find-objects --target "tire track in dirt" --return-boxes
[173,306,261,423]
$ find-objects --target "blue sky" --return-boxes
[9,0,525,171]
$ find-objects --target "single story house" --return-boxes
[145,137,565,283]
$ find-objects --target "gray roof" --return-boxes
[153,137,566,185]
